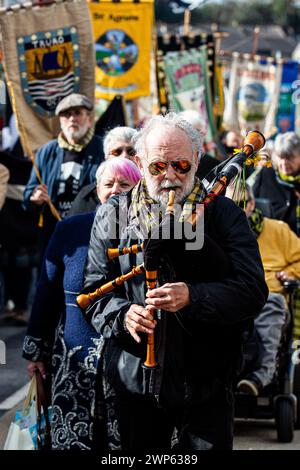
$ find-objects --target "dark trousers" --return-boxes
[116,397,182,452]
[178,381,234,451]
[115,383,234,452]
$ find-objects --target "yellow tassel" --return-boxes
[38,213,44,228]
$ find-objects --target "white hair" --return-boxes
[103,126,137,158]
[274,131,300,157]
[134,112,203,159]
[178,110,206,136]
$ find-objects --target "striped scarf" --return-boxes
[131,177,205,234]
[277,170,300,187]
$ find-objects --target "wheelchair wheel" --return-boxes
[293,363,300,429]
[275,399,294,443]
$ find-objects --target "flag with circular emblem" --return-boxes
[0,0,95,153]
[89,0,154,101]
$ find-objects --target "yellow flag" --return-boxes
[89,0,154,100]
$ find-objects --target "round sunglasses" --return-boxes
[148,159,192,176]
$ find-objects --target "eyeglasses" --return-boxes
[148,160,192,176]
[110,147,136,157]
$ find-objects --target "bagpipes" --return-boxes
[77,130,265,369]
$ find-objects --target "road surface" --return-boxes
[0,322,299,450]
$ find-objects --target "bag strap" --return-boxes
[35,370,49,412]
[35,370,51,449]
[22,375,37,414]
[34,371,51,438]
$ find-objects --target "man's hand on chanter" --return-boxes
[124,304,157,343]
[145,282,190,312]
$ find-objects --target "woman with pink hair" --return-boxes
[22,157,141,450]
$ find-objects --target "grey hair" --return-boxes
[103,126,138,158]
[134,112,203,159]
[274,131,300,157]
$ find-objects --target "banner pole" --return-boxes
[4,74,61,222]
[252,26,260,57]
[183,9,191,36]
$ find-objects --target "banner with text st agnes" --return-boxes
[89,0,154,101]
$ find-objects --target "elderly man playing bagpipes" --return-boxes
[79,113,268,451]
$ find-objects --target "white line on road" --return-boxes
[0,382,29,410]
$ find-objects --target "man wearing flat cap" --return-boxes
[24,93,104,260]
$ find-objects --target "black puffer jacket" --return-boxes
[82,191,268,405]
[253,167,298,234]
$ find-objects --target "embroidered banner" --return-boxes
[18,27,80,116]
[223,56,283,137]
[0,0,95,153]
[163,47,217,154]
[89,0,154,101]
[276,60,298,133]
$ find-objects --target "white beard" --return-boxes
[61,121,90,143]
[146,173,195,208]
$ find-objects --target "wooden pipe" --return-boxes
[186,130,265,225]
[76,264,145,309]
[143,190,176,369]
[243,130,265,157]
[143,269,158,368]
[107,243,144,260]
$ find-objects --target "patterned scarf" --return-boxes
[248,207,264,238]
[277,170,300,187]
[58,126,94,152]
[276,170,300,237]
[131,177,206,234]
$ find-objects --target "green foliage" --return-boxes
[234,2,273,25]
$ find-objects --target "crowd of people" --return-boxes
[0,92,300,451]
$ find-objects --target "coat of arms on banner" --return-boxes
[96,29,138,77]
[17,27,80,116]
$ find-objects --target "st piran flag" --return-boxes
[95,95,127,138]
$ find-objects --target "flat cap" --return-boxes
[55,93,93,116]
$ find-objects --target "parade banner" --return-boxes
[0,0,95,153]
[89,0,154,101]
[223,56,282,137]
[163,47,216,153]
[276,60,298,133]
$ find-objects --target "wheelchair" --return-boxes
[234,280,300,443]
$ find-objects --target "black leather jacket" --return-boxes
[82,191,268,405]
